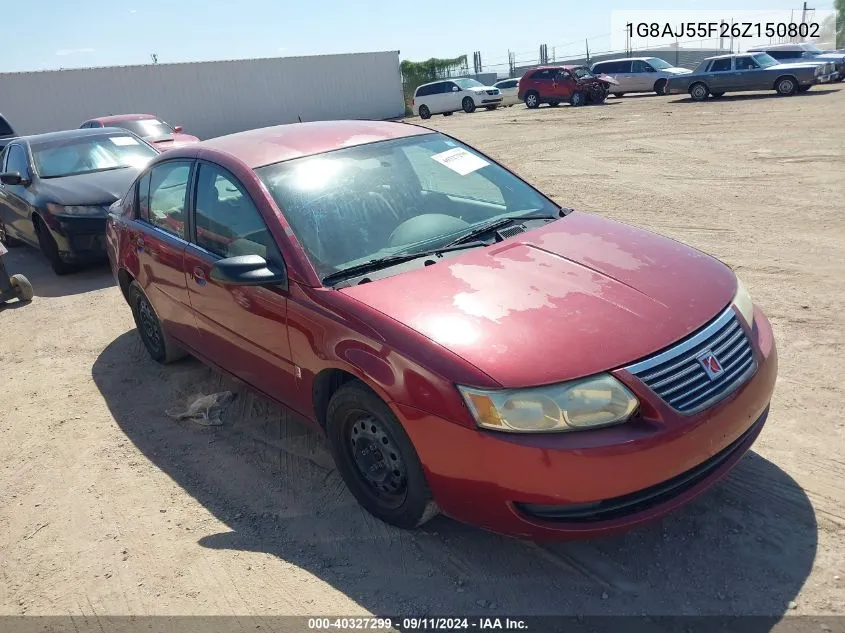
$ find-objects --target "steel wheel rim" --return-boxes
[693,85,706,99]
[138,297,163,354]
[347,412,407,508]
[779,79,793,94]
[527,94,537,107]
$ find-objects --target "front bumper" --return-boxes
[50,215,109,263]
[395,305,777,539]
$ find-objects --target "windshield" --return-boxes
[32,134,158,179]
[752,53,779,68]
[112,118,174,138]
[572,66,593,79]
[647,57,673,70]
[255,133,560,280]
[454,78,484,89]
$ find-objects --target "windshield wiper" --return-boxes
[322,241,485,285]
[444,212,559,247]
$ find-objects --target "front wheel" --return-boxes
[775,76,797,96]
[35,221,70,275]
[689,82,709,101]
[569,91,586,107]
[129,281,186,364]
[654,79,668,96]
[524,91,540,109]
[326,382,438,529]
[418,105,431,120]
[462,97,476,113]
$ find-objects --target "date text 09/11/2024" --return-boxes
[625,21,821,39]
[307,617,530,631]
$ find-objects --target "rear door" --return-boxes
[551,69,577,100]
[131,159,198,346]
[612,60,635,91]
[182,160,298,405]
[705,57,733,91]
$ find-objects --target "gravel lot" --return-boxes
[2,86,844,624]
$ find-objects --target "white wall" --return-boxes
[0,51,404,140]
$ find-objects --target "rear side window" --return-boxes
[0,116,13,137]
[146,161,191,239]
[530,69,554,80]
[734,56,758,70]
[592,63,608,73]
[193,162,281,263]
[710,58,732,72]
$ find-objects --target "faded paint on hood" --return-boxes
[149,133,201,149]
[39,166,147,207]
[340,212,737,388]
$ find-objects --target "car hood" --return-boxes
[813,53,845,61]
[148,133,200,149]
[664,67,693,74]
[340,212,737,388]
[468,86,498,93]
[38,167,144,206]
[774,60,827,69]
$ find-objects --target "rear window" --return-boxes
[709,58,732,72]
[0,116,14,137]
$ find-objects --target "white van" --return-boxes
[412,79,502,119]
[589,57,692,96]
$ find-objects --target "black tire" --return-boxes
[326,381,438,529]
[548,101,560,107]
[524,91,540,109]
[654,79,668,96]
[711,91,726,98]
[10,274,34,302]
[418,105,431,120]
[34,219,70,275]
[775,76,797,96]
[442,111,453,116]
[689,82,709,101]
[798,85,811,93]
[590,88,608,104]
[569,91,586,107]
[462,97,476,113]
[129,281,186,364]
[484,105,497,111]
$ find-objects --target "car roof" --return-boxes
[14,127,145,145]
[702,53,747,61]
[89,113,159,123]
[749,43,807,51]
[195,120,434,169]
[593,57,655,63]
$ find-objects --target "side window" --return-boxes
[416,84,432,97]
[532,69,553,81]
[734,56,758,70]
[136,172,151,220]
[710,58,732,72]
[5,145,30,176]
[615,61,632,73]
[193,163,281,263]
[631,60,646,73]
[146,161,191,238]
[443,82,458,93]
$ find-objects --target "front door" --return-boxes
[132,159,197,346]
[551,69,576,100]
[182,160,298,406]
[0,143,36,244]
[731,56,767,90]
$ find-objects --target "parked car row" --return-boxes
[415,47,843,117]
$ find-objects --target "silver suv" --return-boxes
[589,57,692,96]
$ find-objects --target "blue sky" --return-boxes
[0,0,835,74]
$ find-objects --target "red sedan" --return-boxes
[105,120,777,539]
[81,113,199,150]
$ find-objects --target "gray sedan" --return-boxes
[667,53,826,101]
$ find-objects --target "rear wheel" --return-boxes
[462,97,476,113]
[326,381,437,529]
[129,281,186,364]
[654,79,668,95]
[35,219,70,275]
[524,91,540,109]
[775,76,797,96]
[418,105,431,120]
[689,82,709,101]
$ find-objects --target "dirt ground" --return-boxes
[2,86,844,624]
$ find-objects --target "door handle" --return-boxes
[192,267,207,286]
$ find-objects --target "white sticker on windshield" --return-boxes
[431,147,489,176]
[110,136,139,146]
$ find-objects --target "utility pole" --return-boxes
[585,39,590,64]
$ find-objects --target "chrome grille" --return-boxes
[486,89,499,95]
[624,307,757,415]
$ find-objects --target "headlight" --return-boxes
[46,203,107,217]
[458,374,638,433]
[732,276,754,326]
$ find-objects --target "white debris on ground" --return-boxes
[165,391,236,426]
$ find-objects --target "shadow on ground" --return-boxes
[670,88,841,104]
[1,244,113,298]
[93,330,817,626]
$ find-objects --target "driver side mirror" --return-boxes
[452,86,459,92]
[172,125,184,134]
[210,254,288,289]
[0,171,30,186]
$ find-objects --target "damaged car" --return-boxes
[518,65,617,108]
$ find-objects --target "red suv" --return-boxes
[518,65,617,108]
[107,120,776,540]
